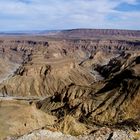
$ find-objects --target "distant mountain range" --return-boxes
[0,29,140,39]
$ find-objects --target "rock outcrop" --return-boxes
[0,29,140,139]
[36,53,140,135]
[0,36,140,97]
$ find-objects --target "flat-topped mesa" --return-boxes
[48,29,140,39]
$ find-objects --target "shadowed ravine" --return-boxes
[0,29,140,140]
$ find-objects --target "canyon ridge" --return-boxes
[0,29,140,140]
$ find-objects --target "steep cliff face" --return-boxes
[0,29,140,139]
[0,37,139,97]
[36,53,140,136]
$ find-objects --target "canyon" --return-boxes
[0,29,140,140]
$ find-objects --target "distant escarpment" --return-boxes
[48,29,140,39]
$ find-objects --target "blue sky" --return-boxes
[0,0,140,31]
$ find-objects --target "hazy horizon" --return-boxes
[0,28,140,33]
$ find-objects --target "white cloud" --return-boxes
[0,0,139,30]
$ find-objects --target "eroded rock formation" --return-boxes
[0,29,140,139]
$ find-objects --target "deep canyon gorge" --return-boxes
[0,29,140,140]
